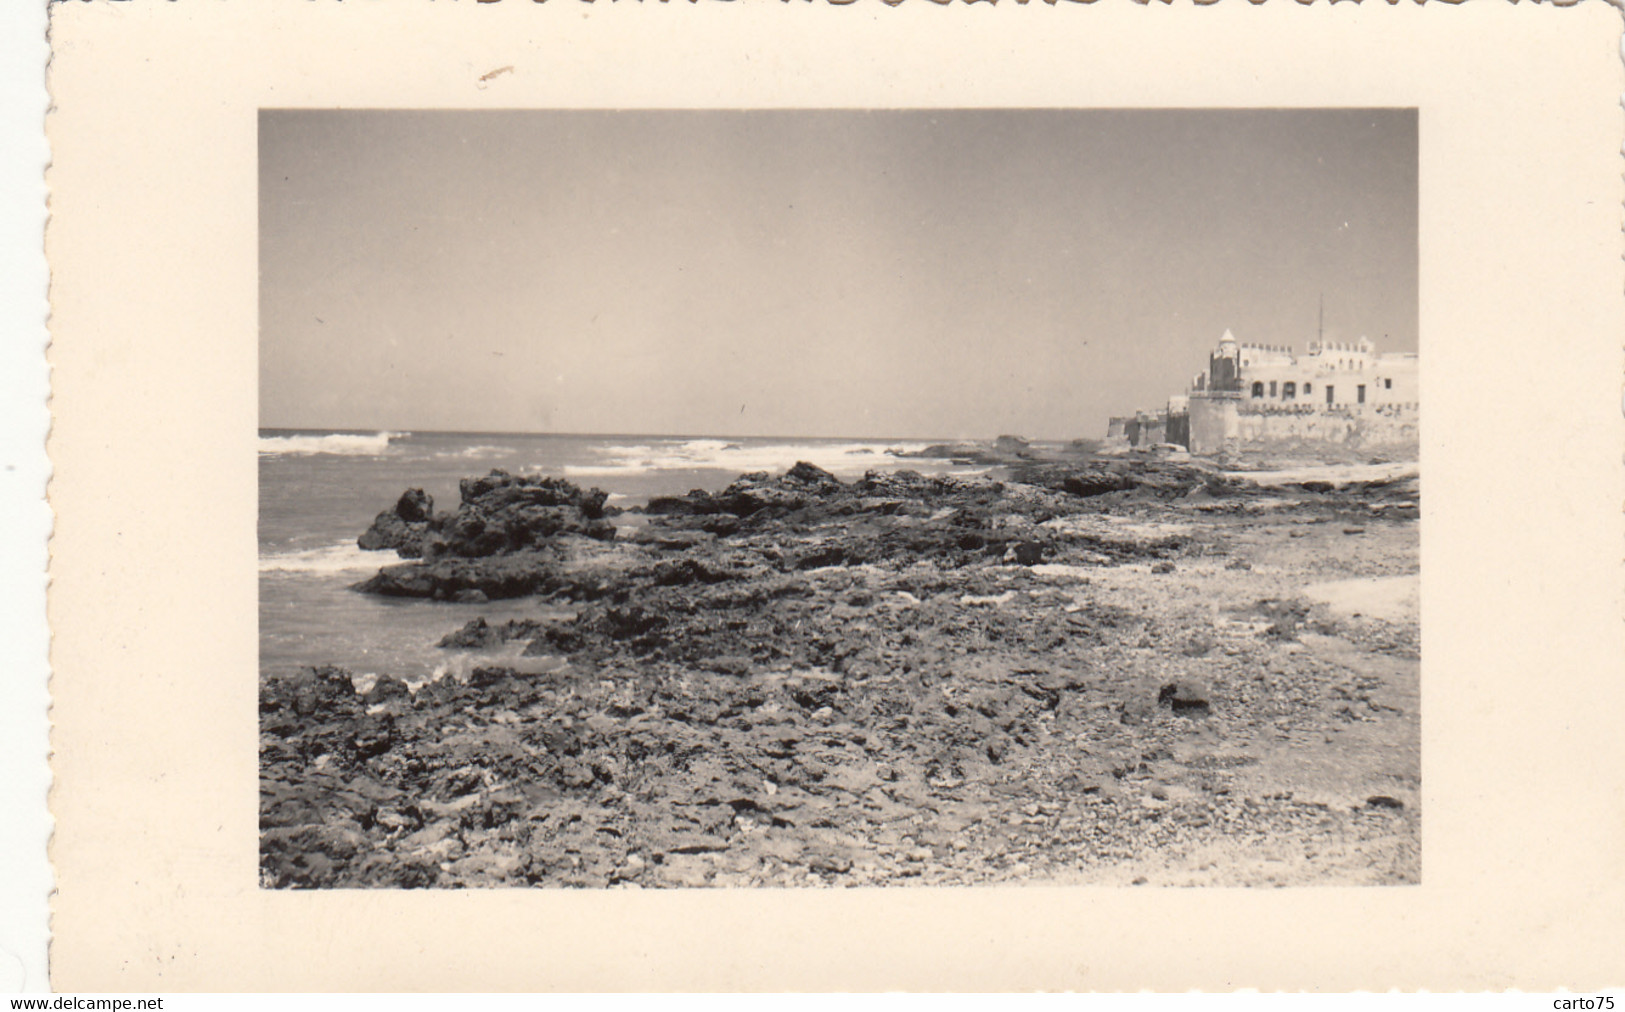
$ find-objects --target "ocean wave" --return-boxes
[429,444,517,460]
[258,431,407,457]
[258,542,387,575]
[561,438,933,480]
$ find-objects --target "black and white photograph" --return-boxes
[257,107,1421,890]
[38,0,1625,992]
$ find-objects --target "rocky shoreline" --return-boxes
[260,452,1420,888]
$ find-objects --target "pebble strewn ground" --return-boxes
[261,456,1419,888]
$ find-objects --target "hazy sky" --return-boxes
[260,108,1416,440]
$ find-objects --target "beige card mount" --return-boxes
[45,0,1625,992]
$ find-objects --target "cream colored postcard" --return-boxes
[46,0,1624,992]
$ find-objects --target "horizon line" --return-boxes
[258,426,1100,444]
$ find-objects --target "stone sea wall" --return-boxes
[1187,397,1418,455]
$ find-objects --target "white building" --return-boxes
[1157,328,1420,455]
[1191,329,1419,409]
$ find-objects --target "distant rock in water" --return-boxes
[895,442,1004,464]
[352,470,621,599]
[993,435,1031,457]
[357,470,616,564]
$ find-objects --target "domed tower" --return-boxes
[1208,328,1242,394]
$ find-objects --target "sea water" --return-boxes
[259,430,976,684]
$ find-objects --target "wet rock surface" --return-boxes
[265,457,1420,888]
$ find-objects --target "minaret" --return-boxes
[1209,328,1242,394]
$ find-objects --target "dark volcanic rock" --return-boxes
[789,545,848,571]
[1062,472,1136,497]
[357,489,436,557]
[437,616,553,649]
[261,665,360,723]
[360,472,616,561]
[699,514,741,537]
[352,551,622,602]
[644,489,723,517]
[715,476,813,518]
[270,453,1419,889]
[394,488,434,523]
[351,715,395,758]
[354,471,621,598]
[653,469,832,523]
[364,675,411,705]
[1012,461,1260,504]
[783,460,841,487]
[632,527,714,552]
[1158,680,1212,716]
[1010,464,1135,499]
[650,558,736,587]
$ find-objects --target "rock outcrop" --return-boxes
[353,471,619,599]
[359,472,615,561]
[358,489,437,557]
[268,455,1423,888]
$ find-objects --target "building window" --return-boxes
[1357,384,1366,404]
[1282,382,1296,400]
[1304,382,1312,394]
[1326,385,1335,406]
[1251,381,1264,398]
[1269,380,1277,397]
[1385,378,1392,389]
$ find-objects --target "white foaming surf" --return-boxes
[428,444,517,460]
[560,438,932,480]
[258,430,406,457]
[258,541,388,575]
[426,646,569,686]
